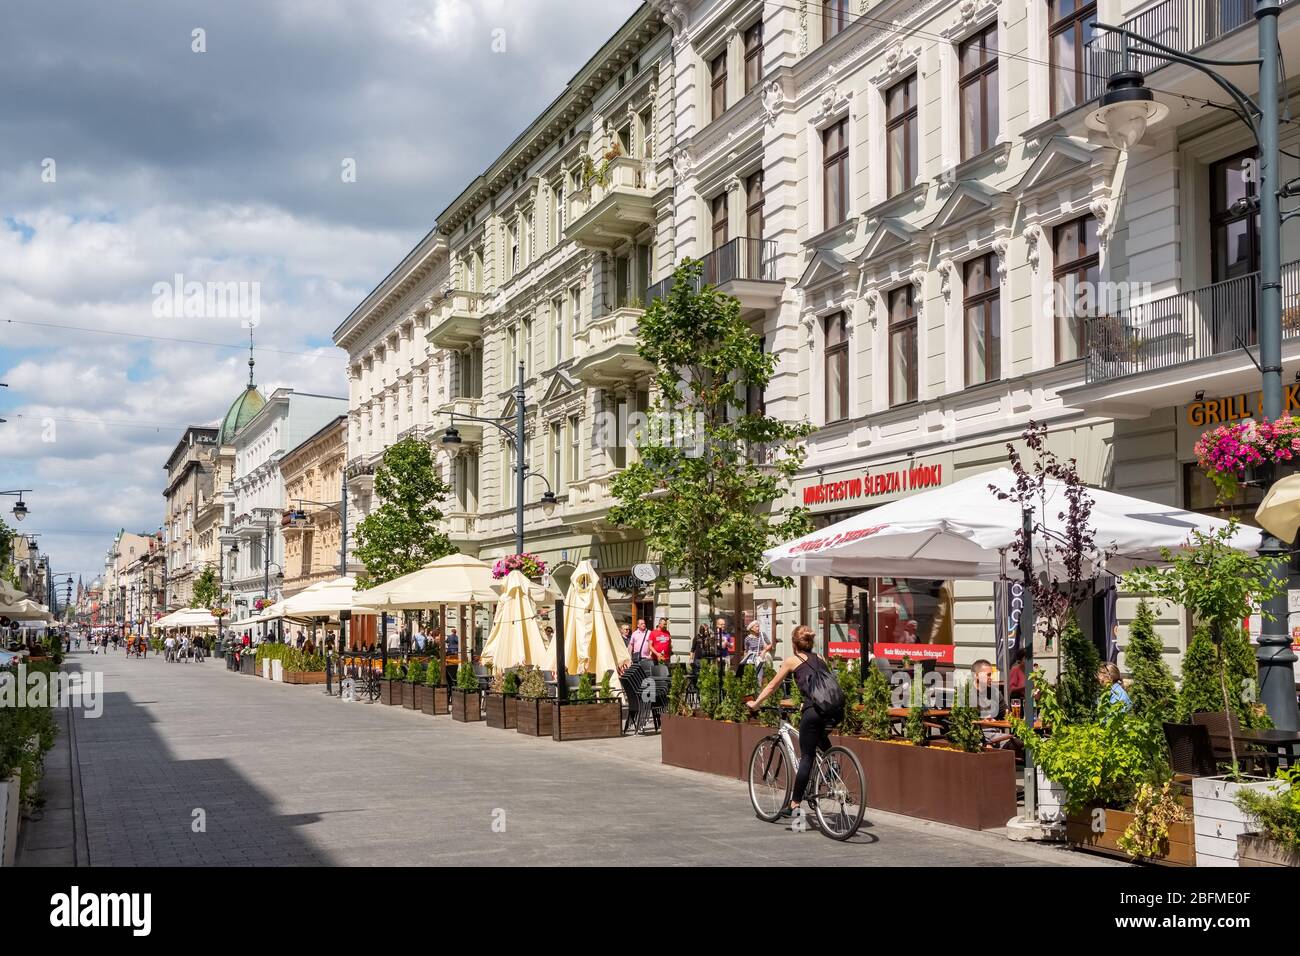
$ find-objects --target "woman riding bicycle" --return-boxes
[747,625,840,818]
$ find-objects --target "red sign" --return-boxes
[827,641,861,659]
[803,463,943,507]
[872,642,955,664]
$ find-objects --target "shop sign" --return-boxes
[827,641,861,659]
[632,563,658,583]
[603,573,640,594]
[802,462,944,507]
[1186,383,1300,428]
[872,642,955,664]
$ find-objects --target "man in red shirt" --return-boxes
[648,618,672,664]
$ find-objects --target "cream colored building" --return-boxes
[280,415,349,596]
[161,425,220,610]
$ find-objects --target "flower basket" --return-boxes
[1195,415,1300,499]
[491,553,547,580]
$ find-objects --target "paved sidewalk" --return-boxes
[21,649,1119,867]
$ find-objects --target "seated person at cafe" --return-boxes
[968,659,1005,719]
[1007,648,1027,704]
[1098,661,1132,712]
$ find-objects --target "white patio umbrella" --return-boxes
[479,570,554,671]
[562,560,629,679]
[157,608,220,629]
[765,467,1264,581]
[352,554,500,611]
[282,576,356,618]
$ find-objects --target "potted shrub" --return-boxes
[661,662,746,780]
[380,660,404,706]
[283,649,327,684]
[485,669,520,729]
[552,672,621,741]
[515,666,553,737]
[451,654,481,722]
[1235,766,1300,866]
[422,656,449,715]
[407,660,427,711]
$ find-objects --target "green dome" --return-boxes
[218,386,266,445]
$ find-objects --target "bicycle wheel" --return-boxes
[812,745,866,841]
[748,734,792,822]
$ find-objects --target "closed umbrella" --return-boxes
[479,570,554,671]
[562,560,629,679]
[1255,472,1300,543]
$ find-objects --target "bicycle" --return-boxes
[747,701,867,841]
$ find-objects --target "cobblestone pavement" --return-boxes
[32,649,1117,867]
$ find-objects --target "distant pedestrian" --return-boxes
[648,618,672,665]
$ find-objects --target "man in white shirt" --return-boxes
[164,634,177,662]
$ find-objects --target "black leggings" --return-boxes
[793,708,832,802]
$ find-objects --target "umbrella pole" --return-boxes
[555,598,567,701]
[1020,506,1038,822]
[380,609,388,675]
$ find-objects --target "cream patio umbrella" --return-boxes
[1256,473,1300,543]
[282,576,356,618]
[562,560,629,680]
[352,555,500,611]
[479,570,555,671]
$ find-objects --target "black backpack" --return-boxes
[799,654,845,721]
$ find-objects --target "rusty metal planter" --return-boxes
[737,722,781,781]
[832,736,1017,831]
[421,686,449,715]
[485,693,518,729]
[451,689,482,722]
[661,715,743,779]
[516,697,554,736]
[381,679,404,706]
[551,700,621,740]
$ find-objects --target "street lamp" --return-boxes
[440,361,559,554]
[1087,6,1298,731]
[0,489,31,522]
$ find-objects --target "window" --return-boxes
[746,170,765,277]
[1052,215,1099,363]
[456,346,482,399]
[508,224,519,278]
[744,21,763,93]
[638,108,654,159]
[505,324,518,376]
[886,75,918,196]
[824,312,849,423]
[617,125,632,157]
[1211,150,1260,282]
[569,285,582,336]
[712,192,729,250]
[522,317,534,377]
[550,421,563,489]
[964,253,1001,384]
[888,286,918,405]
[569,415,582,485]
[551,181,564,246]
[551,297,565,364]
[959,25,999,159]
[710,50,728,120]
[822,119,849,227]
[823,0,850,41]
[1050,0,1096,115]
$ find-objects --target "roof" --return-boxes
[218,386,266,446]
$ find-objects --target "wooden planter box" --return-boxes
[485,693,519,729]
[412,684,427,711]
[1066,801,1196,866]
[1192,776,1281,867]
[402,681,417,709]
[552,700,621,740]
[451,689,482,722]
[516,697,554,737]
[283,671,327,685]
[832,736,1017,831]
[661,715,743,779]
[380,679,404,706]
[1238,833,1300,867]
[421,686,449,715]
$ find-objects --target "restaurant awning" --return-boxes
[764,467,1263,581]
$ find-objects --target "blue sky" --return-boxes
[0,0,641,585]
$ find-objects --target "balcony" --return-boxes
[443,511,478,542]
[427,291,488,349]
[565,474,620,532]
[570,306,653,387]
[437,395,484,442]
[646,238,782,312]
[1061,261,1300,416]
[564,157,657,250]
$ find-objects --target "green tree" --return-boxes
[1056,616,1101,724]
[191,565,221,610]
[1177,625,1222,722]
[608,260,814,608]
[947,678,986,753]
[860,666,892,740]
[353,437,456,588]
[1125,599,1179,726]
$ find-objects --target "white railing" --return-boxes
[573,306,642,360]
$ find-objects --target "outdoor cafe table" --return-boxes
[1209,727,1300,767]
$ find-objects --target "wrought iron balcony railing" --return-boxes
[1082,260,1300,385]
[645,237,778,305]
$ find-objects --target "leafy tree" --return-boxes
[353,437,456,588]
[905,662,926,745]
[667,663,688,716]
[860,666,893,740]
[608,259,814,608]
[407,660,426,684]
[1056,616,1101,724]
[716,669,747,722]
[697,659,722,719]
[1177,626,1222,722]
[833,659,864,734]
[1125,599,1179,726]
[191,565,221,610]
[455,657,478,691]
[0,517,18,588]
[947,678,986,753]
[576,671,596,702]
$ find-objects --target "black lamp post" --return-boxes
[1088,5,1298,731]
[0,489,31,523]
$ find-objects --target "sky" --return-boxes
[0,0,642,590]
